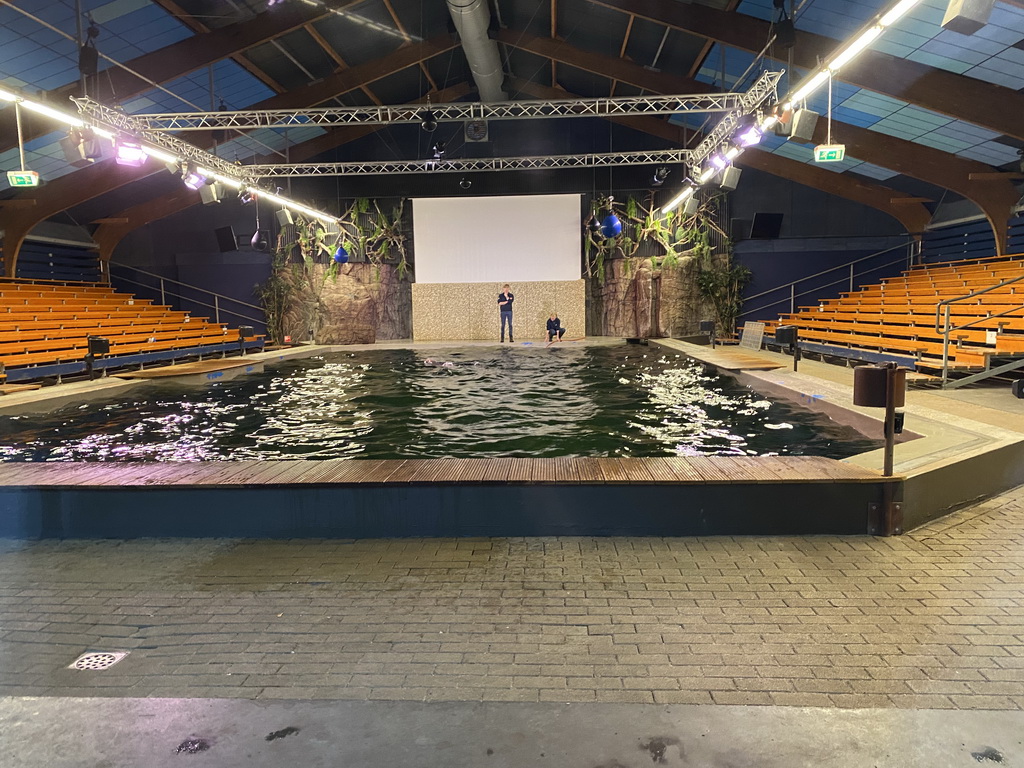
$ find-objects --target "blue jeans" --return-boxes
[500,311,513,341]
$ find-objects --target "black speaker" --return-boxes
[1012,379,1024,399]
[853,366,907,408]
[238,326,254,339]
[87,336,110,355]
[775,325,798,346]
[214,226,237,253]
[750,213,784,239]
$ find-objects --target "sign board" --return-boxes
[739,321,765,351]
[813,144,846,163]
[6,170,39,187]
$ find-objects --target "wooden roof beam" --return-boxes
[509,78,932,235]
[589,0,1024,142]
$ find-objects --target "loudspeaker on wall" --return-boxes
[718,166,742,192]
[942,0,994,34]
[788,109,820,142]
[276,209,294,227]
[214,226,237,253]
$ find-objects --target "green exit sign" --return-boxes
[813,144,846,163]
[7,170,39,187]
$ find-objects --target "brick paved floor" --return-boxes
[2,485,1024,709]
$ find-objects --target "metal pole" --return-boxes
[883,364,896,478]
[159,278,166,306]
[849,263,855,292]
[790,284,795,314]
[941,305,951,386]
[214,295,220,324]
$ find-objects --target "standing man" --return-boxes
[498,283,514,343]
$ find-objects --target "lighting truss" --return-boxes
[244,149,695,178]
[74,76,783,133]
[69,96,255,185]
[688,71,784,173]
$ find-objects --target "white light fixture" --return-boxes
[661,185,695,215]
[880,0,923,27]
[20,100,84,128]
[789,71,830,104]
[828,27,883,72]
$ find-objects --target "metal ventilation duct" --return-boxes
[446,0,506,102]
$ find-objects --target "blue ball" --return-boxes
[333,246,349,264]
[600,214,622,238]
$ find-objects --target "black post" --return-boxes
[84,352,95,381]
[882,363,897,478]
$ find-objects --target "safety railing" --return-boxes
[104,262,265,328]
[738,239,918,323]
[934,274,1024,387]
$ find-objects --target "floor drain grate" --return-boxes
[68,651,129,671]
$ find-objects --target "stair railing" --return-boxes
[935,275,1024,386]
[103,261,265,327]
[739,239,918,322]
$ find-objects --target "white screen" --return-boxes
[412,194,581,284]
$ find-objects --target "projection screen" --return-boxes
[412,194,581,284]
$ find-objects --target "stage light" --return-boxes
[20,100,84,128]
[709,151,730,171]
[734,123,764,147]
[789,71,829,104]
[239,190,256,205]
[459,177,472,189]
[432,141,446,159]
[880,0,923,26]
[652,167,670,186]
[698,167,717,184]
[182,164,207,190]
[420,109,438,132]
[114,139,148,167]
[251,230,269,251]
[661,183,695,215]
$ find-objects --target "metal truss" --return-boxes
[688,70,784,171]
[70,96,259,185]
[74,79,782,133]
[245,149,695,177]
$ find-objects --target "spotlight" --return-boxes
[587,215,601,235]
[181,163,207,190]
[432,141,446,159]
[652,167,670,187]
[114,139,148,167]
[709,151,731,171]
[733,119,764,147]
[459,177,472,189]
[239,189,256,205]
[420,109,438,132]
[250,230,269,251]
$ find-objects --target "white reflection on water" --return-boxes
[0,346,881,461]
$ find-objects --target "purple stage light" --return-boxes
[182,169,207,190]
[735,125,764,147]
[114,141,147,167]
[709,152,730,170]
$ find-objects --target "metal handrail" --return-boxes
[105,262,265,326]
[935,274,1024,386]
[741,240,917,320]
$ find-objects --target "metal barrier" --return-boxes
[739,240,918,322]
[104,262,265,328]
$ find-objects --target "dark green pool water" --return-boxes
[0,345,881,461]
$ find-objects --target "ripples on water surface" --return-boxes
[0,346,880,461]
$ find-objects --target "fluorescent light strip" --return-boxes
[828,26,882,72]
[789,70,829,104]
[20,100,83,127]
[661,185,694,214]
[880,0,923,27]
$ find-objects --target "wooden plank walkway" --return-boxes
[0,456,885,488]
[113,358,256,379]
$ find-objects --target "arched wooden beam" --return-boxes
[511,78,932,235]
[590,0,1024,142]
[0,161,159,277]
[0,42,462,276]
[91,83,474,261]
[0,3,329,152]
[505,38,1013,250]
[803,121,1017,254]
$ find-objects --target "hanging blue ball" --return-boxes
[333,245,349,264]
[600,214,622,238]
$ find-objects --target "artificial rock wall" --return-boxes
[586,256,706,338]
[281,262,411,344]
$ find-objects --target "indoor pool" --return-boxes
[0,346,881,461]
